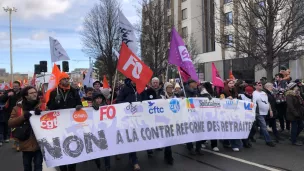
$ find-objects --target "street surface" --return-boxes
[0,135,303,171]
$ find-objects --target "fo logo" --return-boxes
[123,55,143,79]
[40,111,60,130]
[72,109,88,123]
[169,99,180,113]
[100,106,116,120]
[244,102,254,111]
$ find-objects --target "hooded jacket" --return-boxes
[286,90,304,121]
[47,86,82,110]
[116,78,148,103]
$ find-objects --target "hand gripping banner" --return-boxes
[30,98,256,167]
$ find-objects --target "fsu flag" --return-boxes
[117,43,153,93]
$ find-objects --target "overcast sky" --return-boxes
[0,0,139,73]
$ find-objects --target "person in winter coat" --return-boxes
[184,79,203,155]
[146,77,163,100]
[174,83,182,97]
[264,83,282,142]
[220,80,243,152]
[81,87,93,107]
[239,86,255,147]
[93,81,103,93]
[85,92,111,171]
[285,82,304,146]
[158,82,175,165]
[2,81,22,148]
[47,72,82,171]
[0,90,6,146]
[8,86,44,171]
[200,82,220,152]
[116,78,144,171]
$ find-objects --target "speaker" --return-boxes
[62,61,69,72]
[40,61,47,72]
[57,65,61,71]
[34,64,41,74]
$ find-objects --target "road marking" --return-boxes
[201,149,281,171]
[43,161,56,171]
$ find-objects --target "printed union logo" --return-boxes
[186,98,196,112]
[244,102,254,111]
[223,100,239,109]
[124,104,143,115]
[148,101,164,114]
[40,111,60,130]
[72,109,88,123]
[169,99,180,113]
[199,100,221,108]
[100,106,116,120]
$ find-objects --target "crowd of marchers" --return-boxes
[0,71,304,171]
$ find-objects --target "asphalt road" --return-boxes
[1,136,304,171]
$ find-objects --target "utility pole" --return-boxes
[3,6,17,82]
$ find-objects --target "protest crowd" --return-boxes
[0,65,304,171]
[0,10,302,171]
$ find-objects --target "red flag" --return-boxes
[31,74,36,86]
[117,43,153,93]
[212,63,224,88]
[103,75,110,88]
[9,81,12,89]
[229,70,236,80]
[177,67,190,83]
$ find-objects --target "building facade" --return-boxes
[164,0,304,82]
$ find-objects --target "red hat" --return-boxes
[245,86,254,94]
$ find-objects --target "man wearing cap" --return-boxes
[93,81,103,93]
[47,72,82,171]
[253,82,276,147]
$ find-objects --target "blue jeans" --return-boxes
[22,150,43,171]
[223,139,243,148]
[256,115,272,142]
[291,120,304,144]
[129,152,138,165]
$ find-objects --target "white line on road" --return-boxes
[43,160,56,171]
[201,149,281,171]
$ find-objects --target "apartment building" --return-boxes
[165,0,304,81]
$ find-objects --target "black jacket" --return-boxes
[0,96,6,123]
[2,89,22,115]
[264,89,278,119]
[184,85,199,98]
[146,87,163,100]
[47,87,82,110]
[116,81,148,103]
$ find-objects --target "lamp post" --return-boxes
[3,6,17,82]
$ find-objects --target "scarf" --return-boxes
[22,99,40,111]
[59,84,70,92]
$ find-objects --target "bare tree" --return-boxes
[139,0,170,78]
[80,0,121,85]
[214,0,304,80]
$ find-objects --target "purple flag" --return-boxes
[169,27,199,82]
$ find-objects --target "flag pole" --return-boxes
[111,70,118,105]
[177,67,187,98]
[165,63,169,82]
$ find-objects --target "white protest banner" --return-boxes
[30,98,255,167]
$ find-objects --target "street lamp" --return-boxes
[3,6,17,82]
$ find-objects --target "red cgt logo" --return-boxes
[40,111,60,130]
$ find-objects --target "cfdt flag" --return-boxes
[117,43,153,93]
[119,10,138,56]
[49,37,70,63]
[168,27,198,82]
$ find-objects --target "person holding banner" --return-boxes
[220,80,243,152]
[199,82,220,152]
[8,86,43,171]
[159,82,176,164]
[47,72,83,171]
[88,92,111,171]
[184,79,204,155]
[116,78,145,171]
